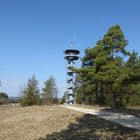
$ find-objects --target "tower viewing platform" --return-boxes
[64,49,80,104]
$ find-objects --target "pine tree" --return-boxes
[124,51,140,106]
[75,25,130,107]
[100,25,128,107]
[74,25,140,107]
[21,75,40,106]
[42,76,58,104]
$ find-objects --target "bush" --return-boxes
[0,92,9,105]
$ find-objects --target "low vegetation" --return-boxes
[0,105,82,140]
[0,105,139,140]
[0,92,9,105]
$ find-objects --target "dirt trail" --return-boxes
[60,105,140,130]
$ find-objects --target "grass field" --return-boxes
[0,105,140,140]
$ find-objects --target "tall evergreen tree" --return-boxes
[75,25,131,107]
[42,75,58,104]
[124,51,140,106]
[100,25,128,107]
[21,75,40,106]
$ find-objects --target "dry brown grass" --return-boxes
[0,105,82,140]
[0,105,139,140]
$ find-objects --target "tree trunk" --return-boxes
[95,81,99,104]
[111,85,116,108]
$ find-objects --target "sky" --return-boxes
[0,0,140,98]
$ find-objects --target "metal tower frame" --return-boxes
[64,49,80,104]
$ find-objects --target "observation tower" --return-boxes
[64,48,80,104]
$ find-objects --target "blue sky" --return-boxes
[0,0,140,97]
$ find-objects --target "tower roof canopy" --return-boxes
[64,49,80,55]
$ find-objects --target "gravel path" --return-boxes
[60,105,140,131]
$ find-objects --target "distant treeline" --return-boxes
[0,75,58,106]
[20,75,58,106]
[74,25,140,107]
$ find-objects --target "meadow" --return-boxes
[0,105,139,140]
